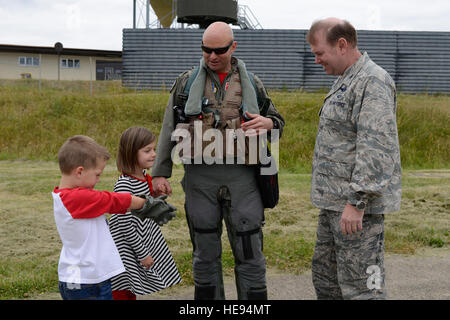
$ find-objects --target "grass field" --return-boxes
[0,80,449,299]
[0,80,449,170]
[0,161,448,299]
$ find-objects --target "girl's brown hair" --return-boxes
[116,127,156,174]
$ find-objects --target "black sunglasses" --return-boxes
[201,41,233,55]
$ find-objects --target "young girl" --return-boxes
[109,127,181,300]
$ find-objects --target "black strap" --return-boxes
[195,285,216,300]
[236,228,261,260]
[236,228,261,237]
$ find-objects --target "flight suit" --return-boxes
[153,57,285,300]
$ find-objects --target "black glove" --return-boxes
[131,194,177,226]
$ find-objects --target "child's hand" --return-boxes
[159,184,168,195]
[140,255,154,270]
[153,177,172,196]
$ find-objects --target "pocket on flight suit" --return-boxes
[184,183,223,262]
[227,181,264,262]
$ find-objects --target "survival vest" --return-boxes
[173,67,279,209]
[173,66,267,164]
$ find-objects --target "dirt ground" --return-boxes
[140,247,450,300]
[27,247,449,300]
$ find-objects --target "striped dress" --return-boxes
[109,171,181,295]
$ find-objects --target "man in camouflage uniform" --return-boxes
[151,22,284,300]
[307,18,401,299]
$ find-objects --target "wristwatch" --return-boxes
[355,199,367,211]
[350,192,367,211]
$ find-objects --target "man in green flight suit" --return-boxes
[151,21,285,300]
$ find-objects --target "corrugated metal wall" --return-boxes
[122,28,450,93]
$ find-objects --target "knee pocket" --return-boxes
[191,228,223,262]
[234,228,264,262]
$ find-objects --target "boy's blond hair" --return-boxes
[58,135,111,174]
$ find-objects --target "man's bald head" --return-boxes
[201,22,237,73]
[203,21,234,45]
[307,18,358,48]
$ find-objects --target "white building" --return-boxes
[0,44,122,81]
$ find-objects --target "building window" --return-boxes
[61,58,80,69]
[18,56,40,66]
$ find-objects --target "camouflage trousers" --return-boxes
[311,209,386,300]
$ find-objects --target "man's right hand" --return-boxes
[152,176,172,196]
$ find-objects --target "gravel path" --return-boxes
[27,247,449,300]
[140,247,450,300]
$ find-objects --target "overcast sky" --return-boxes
[0,0,449,50]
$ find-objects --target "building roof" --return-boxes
[0,44,122,58]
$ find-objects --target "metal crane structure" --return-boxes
[132,0,262,29]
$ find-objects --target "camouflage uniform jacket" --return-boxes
[311,52,401,214]
[152,57,285,178]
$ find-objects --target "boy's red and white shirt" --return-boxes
[52,187,131,284]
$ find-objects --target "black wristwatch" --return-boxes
[350,192,367,211]
[355,199,367,211]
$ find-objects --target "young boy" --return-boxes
[52,135,151,300]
